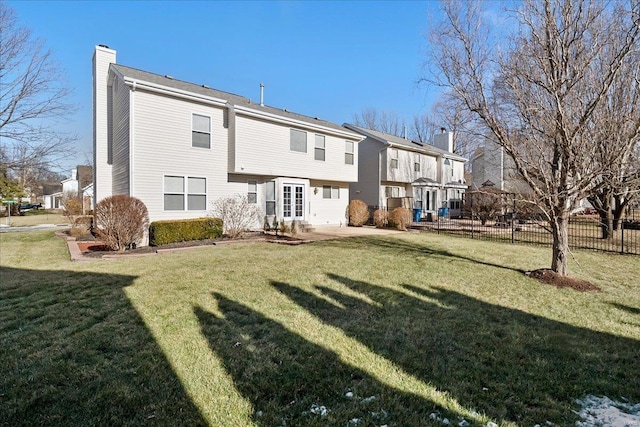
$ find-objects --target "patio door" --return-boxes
[283,184,305,220]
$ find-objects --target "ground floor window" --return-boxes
[385,186,400,198]
[248,181,257,203]
[164,175,206,211]
[266,181,276,216]
[323,185,339,199]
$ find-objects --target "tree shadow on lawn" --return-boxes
[332,236,527,274]
[272,276,640,426]
[195,293,454,427]
[0,266,206,427]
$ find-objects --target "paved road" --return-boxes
[0,224,69,233]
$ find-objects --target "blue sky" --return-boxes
[9,0,447,171]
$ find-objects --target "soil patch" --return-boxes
[526,268,601,292]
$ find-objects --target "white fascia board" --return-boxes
[235,105,363,141]
[121,77,228,108]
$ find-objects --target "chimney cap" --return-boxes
[98,44,110,48]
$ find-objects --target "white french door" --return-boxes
[283,184,305,220]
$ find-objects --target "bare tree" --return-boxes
[0,3,76,174]
[352,108,407,137]
[586,50,640,238]
[426,0,640,275]
[410,114,439,144]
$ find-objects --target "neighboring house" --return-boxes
[344,124,467,218]
[470,140,529,194]
[93,45,362,239]
[61,165,93,199]
[43,166,93,210]
[42,183,63,209]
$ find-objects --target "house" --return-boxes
[42,165,92,210]
[470,140,529,194]
[344,124,467,218]
[93,45,362,240]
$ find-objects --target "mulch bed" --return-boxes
[72,231,303,258]
[526,268,601,292]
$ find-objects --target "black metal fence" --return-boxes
[369,205,640,255]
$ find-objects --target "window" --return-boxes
[385,186,400,198]
[188,177,206,210]
[322,185,340,199]
[248,181,257,203]
[390,148,398,169]
[345,141,354,165]
[290,129,307,152]
[315,135,325,161]
[164,176,184,210]
[164,175,206,211]
[192,114,211,148]
[266,181,276,215]
[415,161,420,172]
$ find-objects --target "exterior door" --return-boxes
[283,184,305,220]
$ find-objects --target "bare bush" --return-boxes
[62,195,82,225]
[464,188,503,225]
[389,207,411,231]
[373,209,389,228]
[348,199,369,226]
[211,195,260,238]
[94,195,149,252]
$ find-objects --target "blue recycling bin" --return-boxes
[438,207,449,218]
[413,208,422,222]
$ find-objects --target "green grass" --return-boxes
[2,211,67,227]
[1,230,638,426]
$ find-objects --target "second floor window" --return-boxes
[345,141,354,165]
[192,114,211,148]
[390,148,398,169]
[290,129,307,153]
[315,135,325,161]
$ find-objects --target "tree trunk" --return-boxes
[551,215,569,276]
[598,210,614,239]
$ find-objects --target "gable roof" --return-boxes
[343,124,467,161]
[111,64,359,138]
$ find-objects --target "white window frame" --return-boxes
[322,185,340,199]
[248,181,257,204]
[265,181,276,216]
[390,148,398,169]
[345,140,354,165]
[290,129,307,153]
[163,175,207,211]
[192,114,211,149]
[315,134,326,161]
[385,186,400,198]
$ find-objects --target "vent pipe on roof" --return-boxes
[440,127,446,133]
[260,83,264,106]
[403,125,408,139]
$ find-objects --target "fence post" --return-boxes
[621,221,624,254]
[511,196,516,244]
[470,194,474,239]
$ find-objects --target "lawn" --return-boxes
[1,230,638,426]
[1,210,67,227]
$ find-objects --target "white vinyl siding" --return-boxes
[111,76,130,195]
[290,129,307,153]
[233,115,359,182]
[192,114,211,148]
[315,134,325,161]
